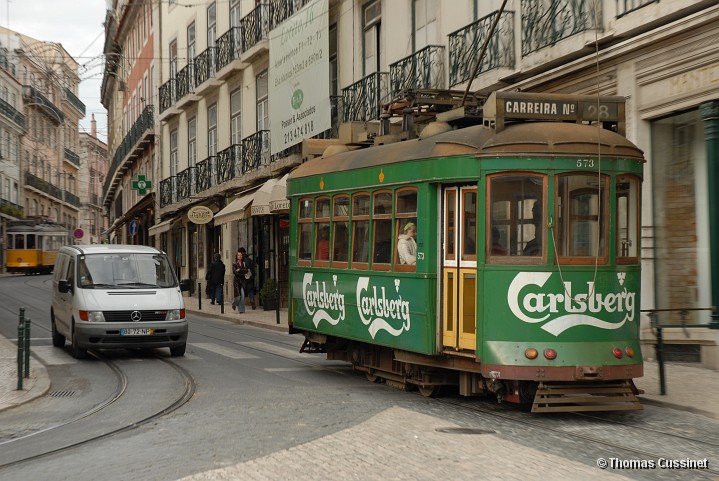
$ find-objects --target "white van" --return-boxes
[51,244,190,358]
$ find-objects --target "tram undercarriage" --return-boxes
[300,333,642,413]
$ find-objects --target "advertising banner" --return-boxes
[269,0,330,155]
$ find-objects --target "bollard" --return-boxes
[17,313,24,391]
[24,317,31,378]
[198,282,202,310]
[275,285,280,324]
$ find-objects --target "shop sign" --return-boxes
[187,206,214,224]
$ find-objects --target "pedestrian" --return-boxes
[236,247,256,309]
[206,253,225,305]
[231,249,249,312]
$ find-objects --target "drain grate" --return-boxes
[435,427,495,435]
[49,390,76,398]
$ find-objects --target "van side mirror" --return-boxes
[179,279,191,292]
[58,280,72,293]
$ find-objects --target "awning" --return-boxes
[102,217,123,237]
[214,192,255,225]
[269,173,290,213]
[148,218,174,235]
[251,177,279,216]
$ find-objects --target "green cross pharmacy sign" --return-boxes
[132,175,152,195]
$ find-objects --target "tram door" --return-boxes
[441,186,477,351]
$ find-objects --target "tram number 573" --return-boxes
[576,158,595,168]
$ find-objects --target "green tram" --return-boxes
[287,92,645,412]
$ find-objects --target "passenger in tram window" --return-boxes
[491,227,508,256]
[397,222,417,265]
[316,225,330,260]
[523,201,542,256]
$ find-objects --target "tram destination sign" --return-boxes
[484,91,626,135]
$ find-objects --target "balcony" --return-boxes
[216,144,242,182]
[64,191,80,208]
[389,45,445,99]
[175,62,196,104]
[159,79,176,114]
[160,177,174,208]
[24,171,62,201]
[521,0,601,56]
[269,0,313,29]
[449,11,515,87]
[617,0,658,17]
[63,88,86,116]
[64,147,80,167]
[22,86,64,124]
[241,3,270,58]
[175,166,195,202]
[0,198,23,218]
[102,105,155,205]
[194,47,219,93]
[242,131,271,173]
[195,157,214,194]
[0,97,25,130]
[216,27,244,76]
[341,72,390,122]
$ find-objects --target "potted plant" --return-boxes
[259,278,278,311]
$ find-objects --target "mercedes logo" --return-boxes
[130,311,142,322]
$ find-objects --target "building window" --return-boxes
[231,89,241,145]
[256,70,268,131]
[208,104,217,157]
[363,0,381,76]
[170,129,178,176]
[188,117,196,167]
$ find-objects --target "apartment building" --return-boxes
[78,115,109,245]
[101,0,718,361]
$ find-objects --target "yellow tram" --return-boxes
[6,219,69,274]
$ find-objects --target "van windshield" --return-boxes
[78,253,177,289]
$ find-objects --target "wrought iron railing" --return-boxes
[64,148,80,167]
[22,86,64,124]
[64,191,80,208]
[0,198,23,217]
[241,3,270,51]
[216,144,241,182]
[341,72,390,122]
[269,0,312,29]
[449,11,515,87]
[175,63,195,101]
[63,88,86,116]
[160,177,174,208]
[389,45,445,99]
[242,131,271,173]
[194,47,217,86]
[616,0,658,17]
[216,27,243,71]
[103,105,155,201]
[175,167,194,202]
[521,0,601,56]
[195,157,213,193]
[314,96,342,140]
[25,171,63,200]
[159,79,176,113]
[0,97,25,130]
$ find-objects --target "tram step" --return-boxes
[300,339,327,354]
[532,381,643,413]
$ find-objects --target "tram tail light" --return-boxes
[524,348,538,360]
[543,348,557,360]
[612,347,623,359]
[625,347,635,358]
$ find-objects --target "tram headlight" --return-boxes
[543,348,557,360]
[79,310,105,322]
[625,347,635,358]
[612,347,623,359]
[524,348,538,360]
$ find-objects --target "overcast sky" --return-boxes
[5,0,108,142]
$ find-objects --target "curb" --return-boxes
[186,308,288,333]
[638,396,719,421]
[0,357,51,413]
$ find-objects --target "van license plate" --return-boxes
[121,328,153,336]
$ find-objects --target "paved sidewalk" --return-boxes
[1,290,718,418]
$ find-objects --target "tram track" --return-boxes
[0,351,196,469]
[435,397,719,477]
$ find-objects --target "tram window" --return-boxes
[617,175,640,263]
[373,191,393,269]
[15,234,25,249]
[298,198,313,262]
[332,195,349,265]
[395,187,418,270]
[488,175,544,259]
[351,193,370,268]
[314,197,331,264]
[462,189,477,260]
[446,190,456,261]
[556,174,608,260]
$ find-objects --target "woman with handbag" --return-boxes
[232,247,254,312]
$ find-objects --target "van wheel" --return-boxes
[51,316,65,348]
[71,324,87,359]
[170,344,186,357]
